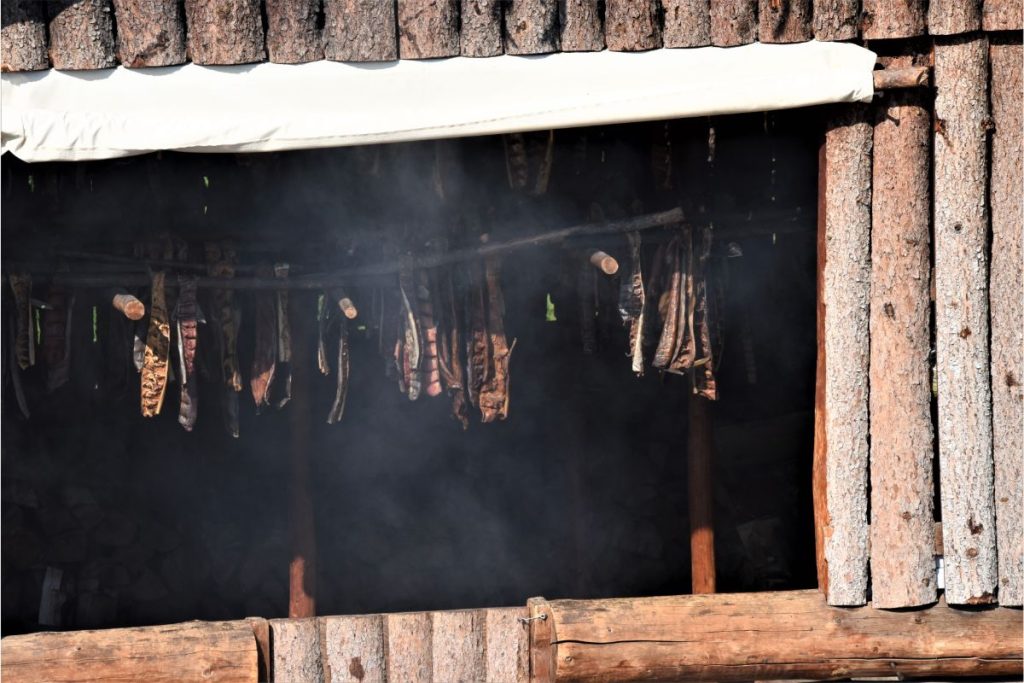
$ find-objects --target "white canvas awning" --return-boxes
[0,41,875,162]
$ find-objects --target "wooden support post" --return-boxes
[461,0,503,57]
[821,105,872,606]
[47,0,116,70]
[663,0,711,47]
[812,136,830,596]
[527,590,1024,682]
[289,296,316,618]
[928,0,982,35]
[323,0,398,62]
[265,0,323,64]
[560,0,603,51]
[505,0,559,55]
[869,87,936,608]
[862,0,926,39]
[813,0,859,41]
[758,0,812,43]
[111,0,186,67]
[933,35,997,606]
[989,38,1023,607]
[605,0,662,52]
[398,0,460,59]
[183,0,265,65]
[983,0,1024,30]
[1,0,49,72]
[710,0,757,47]
[688,393,716,594]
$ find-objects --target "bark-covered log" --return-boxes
[862,0,926,39]
[873,65,930,90]
[758,0,812,42]
[983,0,1024,30]
[928,0,981,35]
[47,0,116,70]
[399,0,460,58]
[559,0,603,51]
[710,0,757,46]
[323,0,398,61]
[385,612,432,683]
[528,590,1024,683]
[432,610,485,681]
[265,0,323,63]
[269,618,322,682]
[1,0,49,72]
[484,608,529,683]
[933,35,997,606]
[663,0,710,47]
[320,614,385,683]
[869,89,936,609]
[822,105,871,607]
[0,621,258,683]
[605,0,661,51]
[111,0,185,67]
[461,0,503,56]
[989,38,1023,607]
[505,0,558,54]
[184,0,265,65]
[812,0,859,40]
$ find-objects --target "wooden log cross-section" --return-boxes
[527,590,1024,683]
[110,0,186,67]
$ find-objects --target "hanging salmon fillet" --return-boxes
[141,271,171,417]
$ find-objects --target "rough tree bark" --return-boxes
[184,0,265,65]
[398,0,460,58]
[663,0,710,47]
[813,0,859,40]
[605,0,661,51]
[989,38,1022,607]
[559,0,603,51]
[933,35,997,606]
[111,0,186,67]
[323,0,398,61]
[928,0,982,35]
[47,0,116,70]
[983,0,1024,30]
[869,87,936,609]
[265,0,323,63]
[1,0,49,71]
[758,0,812,43]
[505,0,559,54]
[710,0,757,46]
[461,0,503,56]
[862,0,926,39]
[822,105,871,607]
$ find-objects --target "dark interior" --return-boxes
[1,109,821,634]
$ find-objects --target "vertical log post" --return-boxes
[265,0,323,64]
[47,0,116,70]
[988,38,1022,607]
[862,0,926,40]
[822,105,872,606]
[933,35,997,606]
[1,0,49,72]
[398,0,460,59]
[812,136,830,596]
[710,0,758,46]
[663,0,711,47]
[505,0,559,55]
[461,0,503,56]
[289,296,316,618]
[688,393,716,594]
[983,0,1024,30]
[812,0,859,41]
[183,0,266,65]
[869,86,936,608]
[928,0,982,35]
[323,0,398,62]
[758,0,812,43]
[559,0,603,51]
[111,0,186,67]
[605,0,661,51]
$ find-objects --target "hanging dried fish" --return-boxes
[692,226,718,400]
[132,320,146,372]
[417,271,442,398]
[618,232,645,375]
[668,226,697,373]
[7,315,30,418]
[397,268,422,401]
[652,237,682,369]
[465,260,490,408]
[432,268,469,429]
[174,275,202,431]
[317,294,332,376]
[326,318,350,424]
[8,274,33,370]
[274,263,293,408]
[205,243,242,392]
[141,272,171,417]
[250,267,277,412]
[478,257,513,422]
[43,281,74,391]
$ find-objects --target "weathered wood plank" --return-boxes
[813,0,859,40]
[111,0,186,67]
[265,0,323,64]
[989,38,1023,607]
[862,0,926,39]
[560,0,603,51]
[384,612,432,683]
[183,0,265,65]
[813,136,830,596]
[537,590,1024,682]
[0,621,257,683]
[822,104,871,606]
[605,0,661,51]
[271,617,324,683]
[323,0,398,62]
[663,0,710,47]
[758,0,812,43]
[399,0,460,59]
[505,0,559,54]
[869,86,936,609]
[983,0,1023,30]
[933,35,997,606]
[47,0,116,70]
[710,0,757,45]
[928,0,982,35]
[461,0,503,56]
[432,610,485,682]
[1,0,49,71]
[485,607,529,683]
[320,614,385,683]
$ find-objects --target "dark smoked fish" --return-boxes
[273,263,293,409]
[250,267,277,412]
[174,275,201,431]
[397,268,422,401]
[478,257,512,423]
[432,268,469,429]
[326,318,350,424]
[141,272,171,418]
[465,260,490,409]
[205,243,242,437]
[618,232,645,375]
[692,226,718,400]
[8,274,33,370]
[417,271,442,398]
[652,238,682,369]
[43,282,74,391]
[668,227,696,374]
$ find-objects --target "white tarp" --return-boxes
[0,41,875,162]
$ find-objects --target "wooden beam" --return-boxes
[983,0,1024,30]
[933,35,997,606]
[663,0,711,47]
[605,0,662,51]
[48,0,116,70]
[812,132,830,597]
[559,0,604,51]
[270,618,323,682]
[688,393,716,594]
[320,614,385,683]
[398,0,460,59]
[385,613,432,683]
[323,0,398,62]
[710,0,757,46]
[183,0,265,65]
[432,610,485,681]
[873,65,931,90]
[989,38,1022,607]
[527,590,1024,683]
[0,621,258,683]
[758,0,812,43]
[813,0,859,41]
[928,0,981,35]
[505,0,559,55]
[461,0,503,57]
[289,295,317,618]
[862,0,926,39]
[1,0,49,72]
[111,0,186,67]
[265,0,323,64]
